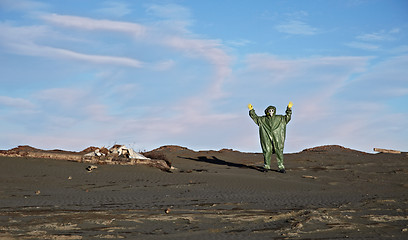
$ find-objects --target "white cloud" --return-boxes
[146,4,191,20]
[345,41,380,51]
[275,20,318,35]
[0,22,144,68]
[40,13,232,90]
[348,28,401,51]
[43,46,143,67]
[390,28,400,34]
[0,96,35,109]
[7,10,232,97]
[226,39,253,47]
[9,41,143,68]
[274,10,319,36]
[243,54,370,85]
[42,14,146,37]
[357,33,390,42]
[356,28,399,42]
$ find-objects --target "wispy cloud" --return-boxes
[347,28,400,51]
[275,11,318,36]
[0,22,144,67]
[44,46,143,67]
[41,12,232,94]
[276,20,318,35]
[1,9,234,131]
[25,44,143,67]
[0,96,35,109]
[346,41,380,51]
[356,28,399,41]
[146,4,192,20]
[243,54,370,84]
[226,39,253,47]
[144,3,193,34]
[42,14,146,37]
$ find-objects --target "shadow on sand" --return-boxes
[178,156,277,173]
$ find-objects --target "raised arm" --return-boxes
[285,102,293,123]
[248,104,261,126]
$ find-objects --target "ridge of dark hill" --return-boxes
[1,144,371,156]
[150,144,370,155]
[302,145,368,155]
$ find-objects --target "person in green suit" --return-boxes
[248,102,293,173]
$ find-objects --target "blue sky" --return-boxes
[0,0,407,153]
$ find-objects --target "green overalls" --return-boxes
[249,106,292,170]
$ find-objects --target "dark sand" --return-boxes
[0,145,407,239]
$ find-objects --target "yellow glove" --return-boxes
[247,104,253,110]
[288,101,293,109]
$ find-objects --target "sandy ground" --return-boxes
[0,145,407,239]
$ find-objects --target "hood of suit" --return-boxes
[265,106,276,116]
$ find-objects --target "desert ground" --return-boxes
[0,145,407,239]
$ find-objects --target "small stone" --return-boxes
[302,175,317,179]
[86,165,98,172]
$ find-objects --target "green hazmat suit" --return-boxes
[249,106,292,170]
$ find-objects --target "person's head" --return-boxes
[265,106,276,116]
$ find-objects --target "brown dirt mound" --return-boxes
[8,145,42,153]
[302,145,367,154]
[217,148,241,153]
[150,145,193,152]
